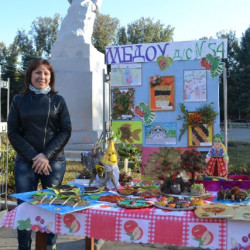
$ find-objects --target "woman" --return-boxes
[7,58,72,250]
[205,133,229,177]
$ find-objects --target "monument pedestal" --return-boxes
[50,43,107,157]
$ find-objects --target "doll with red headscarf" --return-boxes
[205,133,229,177]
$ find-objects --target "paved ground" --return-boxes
[226,127,250,142]
[0,227,204,250]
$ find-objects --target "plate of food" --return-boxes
[154,196,195,211]
[195,202,235,219]
[99,194,124,203]
[83,187,100,193]
[117,198,154,209]
[117,187,137,196]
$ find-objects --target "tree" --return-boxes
[237,27,250,120]
[216,30,241,121]
[116,26,128,45]
[126,17,174,44]
[0,40,21,120]
[92,14,120,53]
[30,14,61,58]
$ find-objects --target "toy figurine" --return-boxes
[101,138,120,190]
[91,138,120,190]
[205,134,229,177]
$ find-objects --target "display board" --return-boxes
[107,39,227,152]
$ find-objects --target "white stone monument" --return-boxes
[50,0,107,155]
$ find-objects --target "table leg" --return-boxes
[85,237,94,250]
[35,231,47,250]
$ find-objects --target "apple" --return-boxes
[124,220,138,234]
[63,214,76,226]
[201,231,214,245]
[132,226,143,241]
[31,225,42,232]
[192,224,207,239]
[71,219,80,233]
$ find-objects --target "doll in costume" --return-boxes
[205,133,229,177]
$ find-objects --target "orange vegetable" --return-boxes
[160,196,168,202]
[168,203,176,208]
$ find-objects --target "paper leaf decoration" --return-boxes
[133,102,156,126]
[156,55,173,71]
[200,54,224,78]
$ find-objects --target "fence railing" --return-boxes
[220,122,250,130]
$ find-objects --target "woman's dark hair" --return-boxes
[22,58,57,94]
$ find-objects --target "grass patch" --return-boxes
[62,161,83,184]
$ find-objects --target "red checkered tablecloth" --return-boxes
[1,202,249,250]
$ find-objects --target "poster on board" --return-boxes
[150,76,175,111]
[110,63,142,87]
[187,113,213,147]
[145,122,177,145]
[184,70,207,102]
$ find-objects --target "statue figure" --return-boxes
[56,0,103,44]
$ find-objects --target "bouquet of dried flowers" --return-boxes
[177,102,218,141]
[150,75,162,86]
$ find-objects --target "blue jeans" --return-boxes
[15,155,66,250]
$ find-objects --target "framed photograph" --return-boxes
[110,63,142,87]
[150,75,175,111]
[145,122,177,145]
[184,70,207,102]
[187,112,213,147]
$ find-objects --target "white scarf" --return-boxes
[29,84,51,94]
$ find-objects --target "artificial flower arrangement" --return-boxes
[150,75,162,87]
[180,149,206,184]
[177,102,218,141]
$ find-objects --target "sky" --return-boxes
[0,0,249,46]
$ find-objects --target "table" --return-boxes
[1,200,249,250]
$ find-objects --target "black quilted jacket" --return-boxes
[7,91,72,162]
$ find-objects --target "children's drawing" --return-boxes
[111,63,142,87]
[133,102,156,126]
[184,70,207,102]
[112,121,142,144]
[145,122,177,145]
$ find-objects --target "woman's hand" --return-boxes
[32,153,52,175]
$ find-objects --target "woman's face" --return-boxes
[31,64,51,90]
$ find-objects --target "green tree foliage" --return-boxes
[30,14,61,58]
[217,30,241,121]
[237,27,250,120]
[126,17,174,44]
[92,13,120,53]
[0,15,61,119]
[117,26,128,45]
[0,40,21,120]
